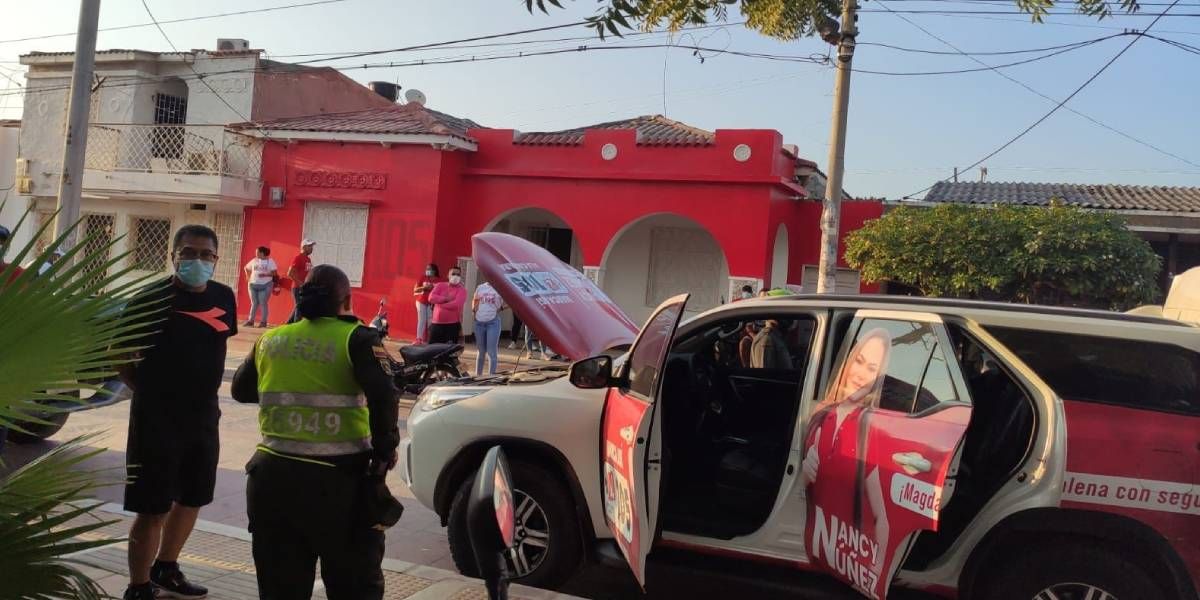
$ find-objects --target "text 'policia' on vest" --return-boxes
[254,317,371,457]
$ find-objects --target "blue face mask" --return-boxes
[176,259,215,287]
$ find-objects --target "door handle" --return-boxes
[893,452,932,475]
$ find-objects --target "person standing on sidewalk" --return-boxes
[427,266,466,344]
[231,264,400,600]
[412,263,441,344]
[286,239,315,323]
[118,225,237,600]
[243,246,278,328]
[471,280,505,375]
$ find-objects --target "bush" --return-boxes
[844,203,1161,311]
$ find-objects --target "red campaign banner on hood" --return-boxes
[472,232,639,361]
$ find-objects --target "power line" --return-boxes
[875,1,1199,169]
[905,12,1200,35]
[0,0,350,46]
[858,8,1200,15]
[851,35,1120,75]
[139,0,261,132]
[858,34,1123,55]
[904,0,1187,199]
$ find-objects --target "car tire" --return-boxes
[7,411,69,444]
[977,541,1165,600]
[447,459,583,589]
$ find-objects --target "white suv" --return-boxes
[399,233,1200,600]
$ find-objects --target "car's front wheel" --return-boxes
[447,458,583,589]
[978,542,1166,600]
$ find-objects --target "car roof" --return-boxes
[755,294,1189,327]
[692,294,1200,351]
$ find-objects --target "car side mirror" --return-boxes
[569,355,614,389]
[467,446,515,600]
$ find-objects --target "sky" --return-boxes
[0,0,1197,199]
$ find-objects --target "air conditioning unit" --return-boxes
[217,38,250,52]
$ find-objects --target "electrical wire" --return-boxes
[903,0,1187,199]
[858,34,1124,55]
[874,0,1200,168]
[902,12,1200,35]
[0,0,350,46]
[140,0,261,132]
[858,8,1200,15]
[850,35,1118,74]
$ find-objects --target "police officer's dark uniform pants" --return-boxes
[246,452,385,600]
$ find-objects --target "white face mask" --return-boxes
[449,275,462,285]
[741,291,753,299]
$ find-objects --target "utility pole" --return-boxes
[53,0,101,249]
[816,0,859,294]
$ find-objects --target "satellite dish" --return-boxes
[404,89,427,106]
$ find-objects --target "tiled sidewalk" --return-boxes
[67,504,579,600]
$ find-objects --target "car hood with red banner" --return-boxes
[472,232,639,361]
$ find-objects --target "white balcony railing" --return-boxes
[85,124,263,180]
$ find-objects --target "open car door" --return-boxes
[600,294,690,587]
[803,311,973,599]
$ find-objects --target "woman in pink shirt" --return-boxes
[428,266,467,344]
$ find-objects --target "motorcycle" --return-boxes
[369,298,465,395]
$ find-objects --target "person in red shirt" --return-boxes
[285,239,315,324]
[412,263,442,344]
[427,266,467,344]
[0,225,25,288]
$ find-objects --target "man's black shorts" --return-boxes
[124,413,220,515]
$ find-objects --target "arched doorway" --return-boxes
[770,223,789,289]
[601,213,730,324]
[472,207,581,339]
[484,207,581,267]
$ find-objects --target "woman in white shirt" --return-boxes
[472,281,506,375]
[243,246,278,327]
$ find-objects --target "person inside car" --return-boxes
[802,328,893,579]
[750,319,792,370]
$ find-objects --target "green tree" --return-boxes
[525,0,1139,39]
[844,203,1162,310]
[0,210,160,599]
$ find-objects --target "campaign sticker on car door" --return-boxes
[604,460,634,542]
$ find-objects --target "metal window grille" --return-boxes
[130,217,172,273]
[210,212,244,288]
[81,214,116,290]
[152,93,187,160]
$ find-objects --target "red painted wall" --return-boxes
[238,126,884,339]
[238,140,449,334]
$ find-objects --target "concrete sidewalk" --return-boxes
[68,504,580,600]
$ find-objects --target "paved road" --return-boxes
[2,329,896,599]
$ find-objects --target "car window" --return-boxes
[626,302,685,398]
[824,319,964,415]
[986,326,1200,416]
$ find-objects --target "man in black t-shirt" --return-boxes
[118,225,237,600]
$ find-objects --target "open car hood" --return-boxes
[472,232,638,361]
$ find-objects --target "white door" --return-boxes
[303,202,369,286]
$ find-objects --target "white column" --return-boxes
[583,265,604,288]
[458,256,476,336]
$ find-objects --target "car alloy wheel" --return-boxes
[506,489,550,577]
[1034,583,1117,600]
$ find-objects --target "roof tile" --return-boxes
[924,181,1200,213]
[232,103,482,141]
[514,115,714,146]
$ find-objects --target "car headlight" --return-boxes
[419,386,490,411]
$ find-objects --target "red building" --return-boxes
[234,99,882,338]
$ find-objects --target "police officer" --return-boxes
[231,264,400,600]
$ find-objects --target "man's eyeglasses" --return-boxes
[176,248,219,262]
